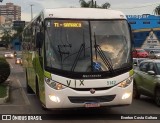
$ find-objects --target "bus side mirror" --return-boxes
[36,32,43,48]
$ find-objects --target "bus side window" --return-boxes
[36,32,43,49]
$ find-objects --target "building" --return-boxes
[0,2,21,22]
[127,15,160,50]
[0,15,5,24]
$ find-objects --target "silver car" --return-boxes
[4,52,14,58]
[133,59,160,106]
[149,50,160,59]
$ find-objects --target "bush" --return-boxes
[0,57,10,83]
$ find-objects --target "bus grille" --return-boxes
[70,87,113,91]
[68,95,116,103]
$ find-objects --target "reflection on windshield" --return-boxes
[91,21,130,70]
[45,20,131,73]
[93,32,114,73]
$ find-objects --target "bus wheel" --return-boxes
[155,88,160,107]
[133,82,140,99]
[26,69,34,94]
[36,77,40,98]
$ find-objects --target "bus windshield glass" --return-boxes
[45,20,131,72]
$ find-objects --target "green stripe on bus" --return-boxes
[44,71,51,78]
[129,69,134,76]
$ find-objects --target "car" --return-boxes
[132,48,148,58]
[4,52,14,58]
[15,54,22,65]
[148,50,160,59]
[133,59,160,106]
[133,58,148,68]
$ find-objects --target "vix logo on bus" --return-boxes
[66,80,84,88]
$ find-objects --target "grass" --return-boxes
[0,84,7,98]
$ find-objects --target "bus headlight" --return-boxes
[45,77,66,90]
[49,94,60,103]
[122,92,131,100]
[118,76,133,88]
[11,54,14,57]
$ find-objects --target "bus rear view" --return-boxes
[23,8,133,109]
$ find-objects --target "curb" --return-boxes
[0,85,9,104]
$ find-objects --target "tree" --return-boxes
[12,26,24,41]
[154,5,160,15]
[1,30,11,45]
[79,0,111,9]
[0,57,10,83]
[1,25,24,50]
[101,2,111,9]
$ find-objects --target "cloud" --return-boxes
[110,2,158,15]
[21,12,37,22]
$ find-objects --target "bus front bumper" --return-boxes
[44,82,133,109]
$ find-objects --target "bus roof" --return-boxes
[42,8,126,19]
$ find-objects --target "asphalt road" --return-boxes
[0,49,160,123]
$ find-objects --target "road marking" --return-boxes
[16,79,30,105]
[9,63,13,69]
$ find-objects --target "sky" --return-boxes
[1,0,160,21]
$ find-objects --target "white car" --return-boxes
[149,50,160,59]
[133,58,148,68]
[15,54,22,65]
[4,52,14,58]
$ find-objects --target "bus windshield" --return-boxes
[45,19,131,73]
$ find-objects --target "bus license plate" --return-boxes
[85,102,100,108]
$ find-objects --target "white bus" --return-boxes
[22,8,133,109]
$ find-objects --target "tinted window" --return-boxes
[138,59,145,64]
[139,62,148,72]
[155,63,160,75]
[143,21,150,24]
[148,63,155,72]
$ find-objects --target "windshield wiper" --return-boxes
[71,30,86,72]
[71,43,85,71]
[93,32,114,73]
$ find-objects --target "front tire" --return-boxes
[36,77,40,98]
[155,88,160,107]
[133,82,140,99]
[35,77,48,110]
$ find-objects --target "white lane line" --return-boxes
[16,79,30,105]
[9,63,13,69]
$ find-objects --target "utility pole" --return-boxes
[95,1,97,8]
[30,4,34,20]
